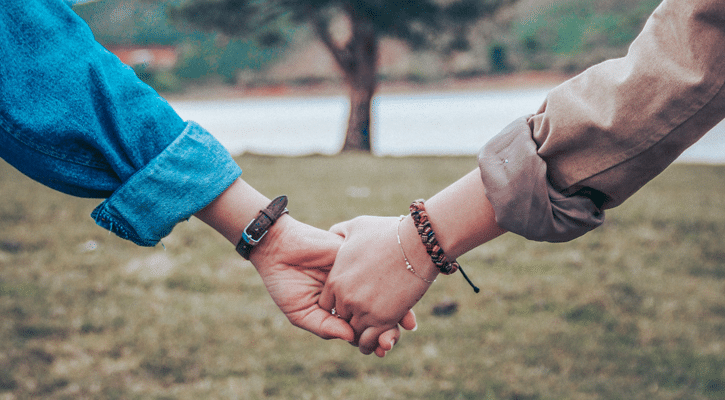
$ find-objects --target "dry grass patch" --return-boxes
[1,156,724,399]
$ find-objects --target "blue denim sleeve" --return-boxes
[0,0,242,246]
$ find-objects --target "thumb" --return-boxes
[399,309,417,331]
[329,219,352,238]
[290,307,354,342]
[318,314,355,342]
[292,226,343,269]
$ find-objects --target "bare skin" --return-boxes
[194,178,416,357]
[321,169,507,354]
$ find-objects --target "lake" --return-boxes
[170,88,725,163]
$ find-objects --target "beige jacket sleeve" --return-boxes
[479,0,725,242]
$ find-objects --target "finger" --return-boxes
[358,326,391,355]
[378,327,401,352]
[318,288,353,333]
[347,314,367,347]
[318,286,335,313]
[372,327,402,358]
[312,290,354,343]
[297,307,355,342]
[319,314,355,343]
[296,229,344,269]
[399,309,418,331]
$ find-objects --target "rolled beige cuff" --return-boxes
[478,0,725,242]
[478,117,605,242]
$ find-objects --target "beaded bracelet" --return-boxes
[409,199,479,293]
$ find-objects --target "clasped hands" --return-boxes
[249,213,438,358]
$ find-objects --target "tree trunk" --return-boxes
[312,10,378,153]
[342,75,375,152]
[340,17,377,152]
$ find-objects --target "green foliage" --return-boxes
[72,0,669,87]
[133,64,183,92]
[73,1,290,89]
[488,43,509,73]
[172,0,516,53]
[72,0,182,46]
[172,34,290,84]
[513,0,660,71]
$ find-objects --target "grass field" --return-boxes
[1,154,724,400]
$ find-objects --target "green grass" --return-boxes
[1,154,724,399]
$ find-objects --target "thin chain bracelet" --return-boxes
[397,215,436,284]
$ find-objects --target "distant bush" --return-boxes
[512,0,660,72]
[133,64,183,93]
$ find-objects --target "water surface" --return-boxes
[171,88,725,163]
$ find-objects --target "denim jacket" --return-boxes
[0,0,242,246]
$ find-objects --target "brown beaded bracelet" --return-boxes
[409,199,479,293]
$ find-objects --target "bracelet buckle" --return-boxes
[236,196,289,259]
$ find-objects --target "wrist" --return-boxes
[235,195,289,259]
[248,213,292,264]
[399,214,439,283]
[422,169,507,258]
[194,179,271,245]
[407,198,481,292]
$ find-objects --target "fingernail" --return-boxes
[412,323,418,332]
[389,339,395,350]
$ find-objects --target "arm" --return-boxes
[0,0,239,246]
[0,0,409,352]
[325,0,725,353]
[320,170,505,354]
[481,0,725,242]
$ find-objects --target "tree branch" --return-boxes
[307,7,354,73]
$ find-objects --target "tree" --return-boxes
[171,0,516,152]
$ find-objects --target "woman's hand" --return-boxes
[320,215,437,355]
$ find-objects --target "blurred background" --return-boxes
[68,0,725,160]
[72,0,660,91]
[67,0,725,161]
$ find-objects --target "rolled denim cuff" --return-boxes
[91,121,242,246]
[478,116,605,242]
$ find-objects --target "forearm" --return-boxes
[477,0,725,242]
[394,169,507,282]
[194,178,271,245]
[419,169,506,259]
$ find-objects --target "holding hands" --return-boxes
[195,178,417,357]
[249,214,418,357]
[199,169,504,357]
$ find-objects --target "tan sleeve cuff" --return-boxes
[478,116,605,242]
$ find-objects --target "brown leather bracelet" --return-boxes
[409,199,479,293]
[236,195,289,260]
[410,199,460,275]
